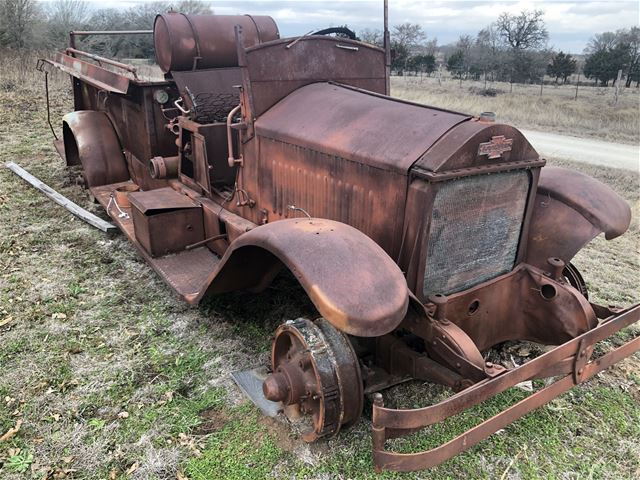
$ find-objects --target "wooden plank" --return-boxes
[5,162,117,234]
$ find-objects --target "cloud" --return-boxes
[70,0,640,53]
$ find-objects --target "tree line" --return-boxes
[1,1,638,88]
[360,10,639,88]
[0,0,211,57]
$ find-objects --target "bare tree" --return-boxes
[0,0,42,49]
[46,0,91,48]
[423,37,438,56]
[392,23,426,51]
[475,24,504,81]
[391,23,426,73]
[495,10,549,83]
[585,31,618,54]
[170,0,212,15]
[359,28,383,47]
[620,27,640,87]
[583,28,638,87]
[456,34,473,75]
[496,10,548,51]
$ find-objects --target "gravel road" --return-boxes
[520,129,639,172]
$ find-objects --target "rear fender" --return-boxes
[197,218,410,337]
[62,110,129,187]
[526,166,631,269]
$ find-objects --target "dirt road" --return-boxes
[520,129,639,171]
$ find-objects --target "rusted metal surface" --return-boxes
[62,111,129,187]
[113,183,140,208]
[149,155,179,179]
[477,134,513,159]
[252,82,470,255]
[91,182,220,302]
[43,53,131,94]
[430,264,596,352]
[129,187,205,257]
[171,68,242,123]
[65,47,139,78]
[538,166,631,239]
[198,218,410,337]
[71,80,178,169]
[40,11,639,473]
[240,37,388,118]
[264,318,363,440]
[414,120,541,173]
[255,82,469,173]
[153,13,279,72]
[372,304,640,471]
[526,166,632,272]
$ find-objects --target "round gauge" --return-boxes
[154,89,169,105]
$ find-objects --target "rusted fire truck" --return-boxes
[38,8,639,472]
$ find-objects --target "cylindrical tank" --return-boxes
[153,13,279,72]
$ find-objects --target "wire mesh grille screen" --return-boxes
[423,170,530,297]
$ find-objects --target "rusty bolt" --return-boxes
[428,294,449,322]
[547,257,566,280]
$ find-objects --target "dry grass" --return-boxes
[392,75,640,145]
[0,52,638,479]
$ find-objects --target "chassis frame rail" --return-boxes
[372,304,640,472]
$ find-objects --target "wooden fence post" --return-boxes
[614,69,623,104]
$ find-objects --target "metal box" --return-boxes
[129,187,204,257]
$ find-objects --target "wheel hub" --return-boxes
[262,318,363,441]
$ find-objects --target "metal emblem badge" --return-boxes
[478,135,513,159]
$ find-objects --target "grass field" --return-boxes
[392,75,640,145]
[0,55,638,479]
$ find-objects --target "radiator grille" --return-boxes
[423,170,530,297]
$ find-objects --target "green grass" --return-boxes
[184,405,285,480]
[0,55,638,479]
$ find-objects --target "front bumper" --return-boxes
[372,303,640,472]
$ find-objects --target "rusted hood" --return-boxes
[254,82,470,174]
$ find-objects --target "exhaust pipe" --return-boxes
[149,155,179,179]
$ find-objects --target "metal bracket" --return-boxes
[572,338,589,384]
[371,304,640,472]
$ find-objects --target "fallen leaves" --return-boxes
[0,315,13,327]
[51,312,67,320]
[177,433,203,458]
[125,462,139,475]
[0,418,23,441]
[117,411,129,419]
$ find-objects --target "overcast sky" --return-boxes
[83,1,640,53]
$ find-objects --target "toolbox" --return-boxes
[129,187,204,257]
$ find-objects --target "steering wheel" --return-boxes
[312,27,357,40]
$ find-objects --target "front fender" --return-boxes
[62,110,129,187]
[526,166,631,269]
[197,218,410,337]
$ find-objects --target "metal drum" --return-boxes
[153,13,279,72]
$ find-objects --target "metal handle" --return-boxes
[336,44,359,51]
[174,98,190,115]
[227,104,243,167]
[65,47,139,78]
